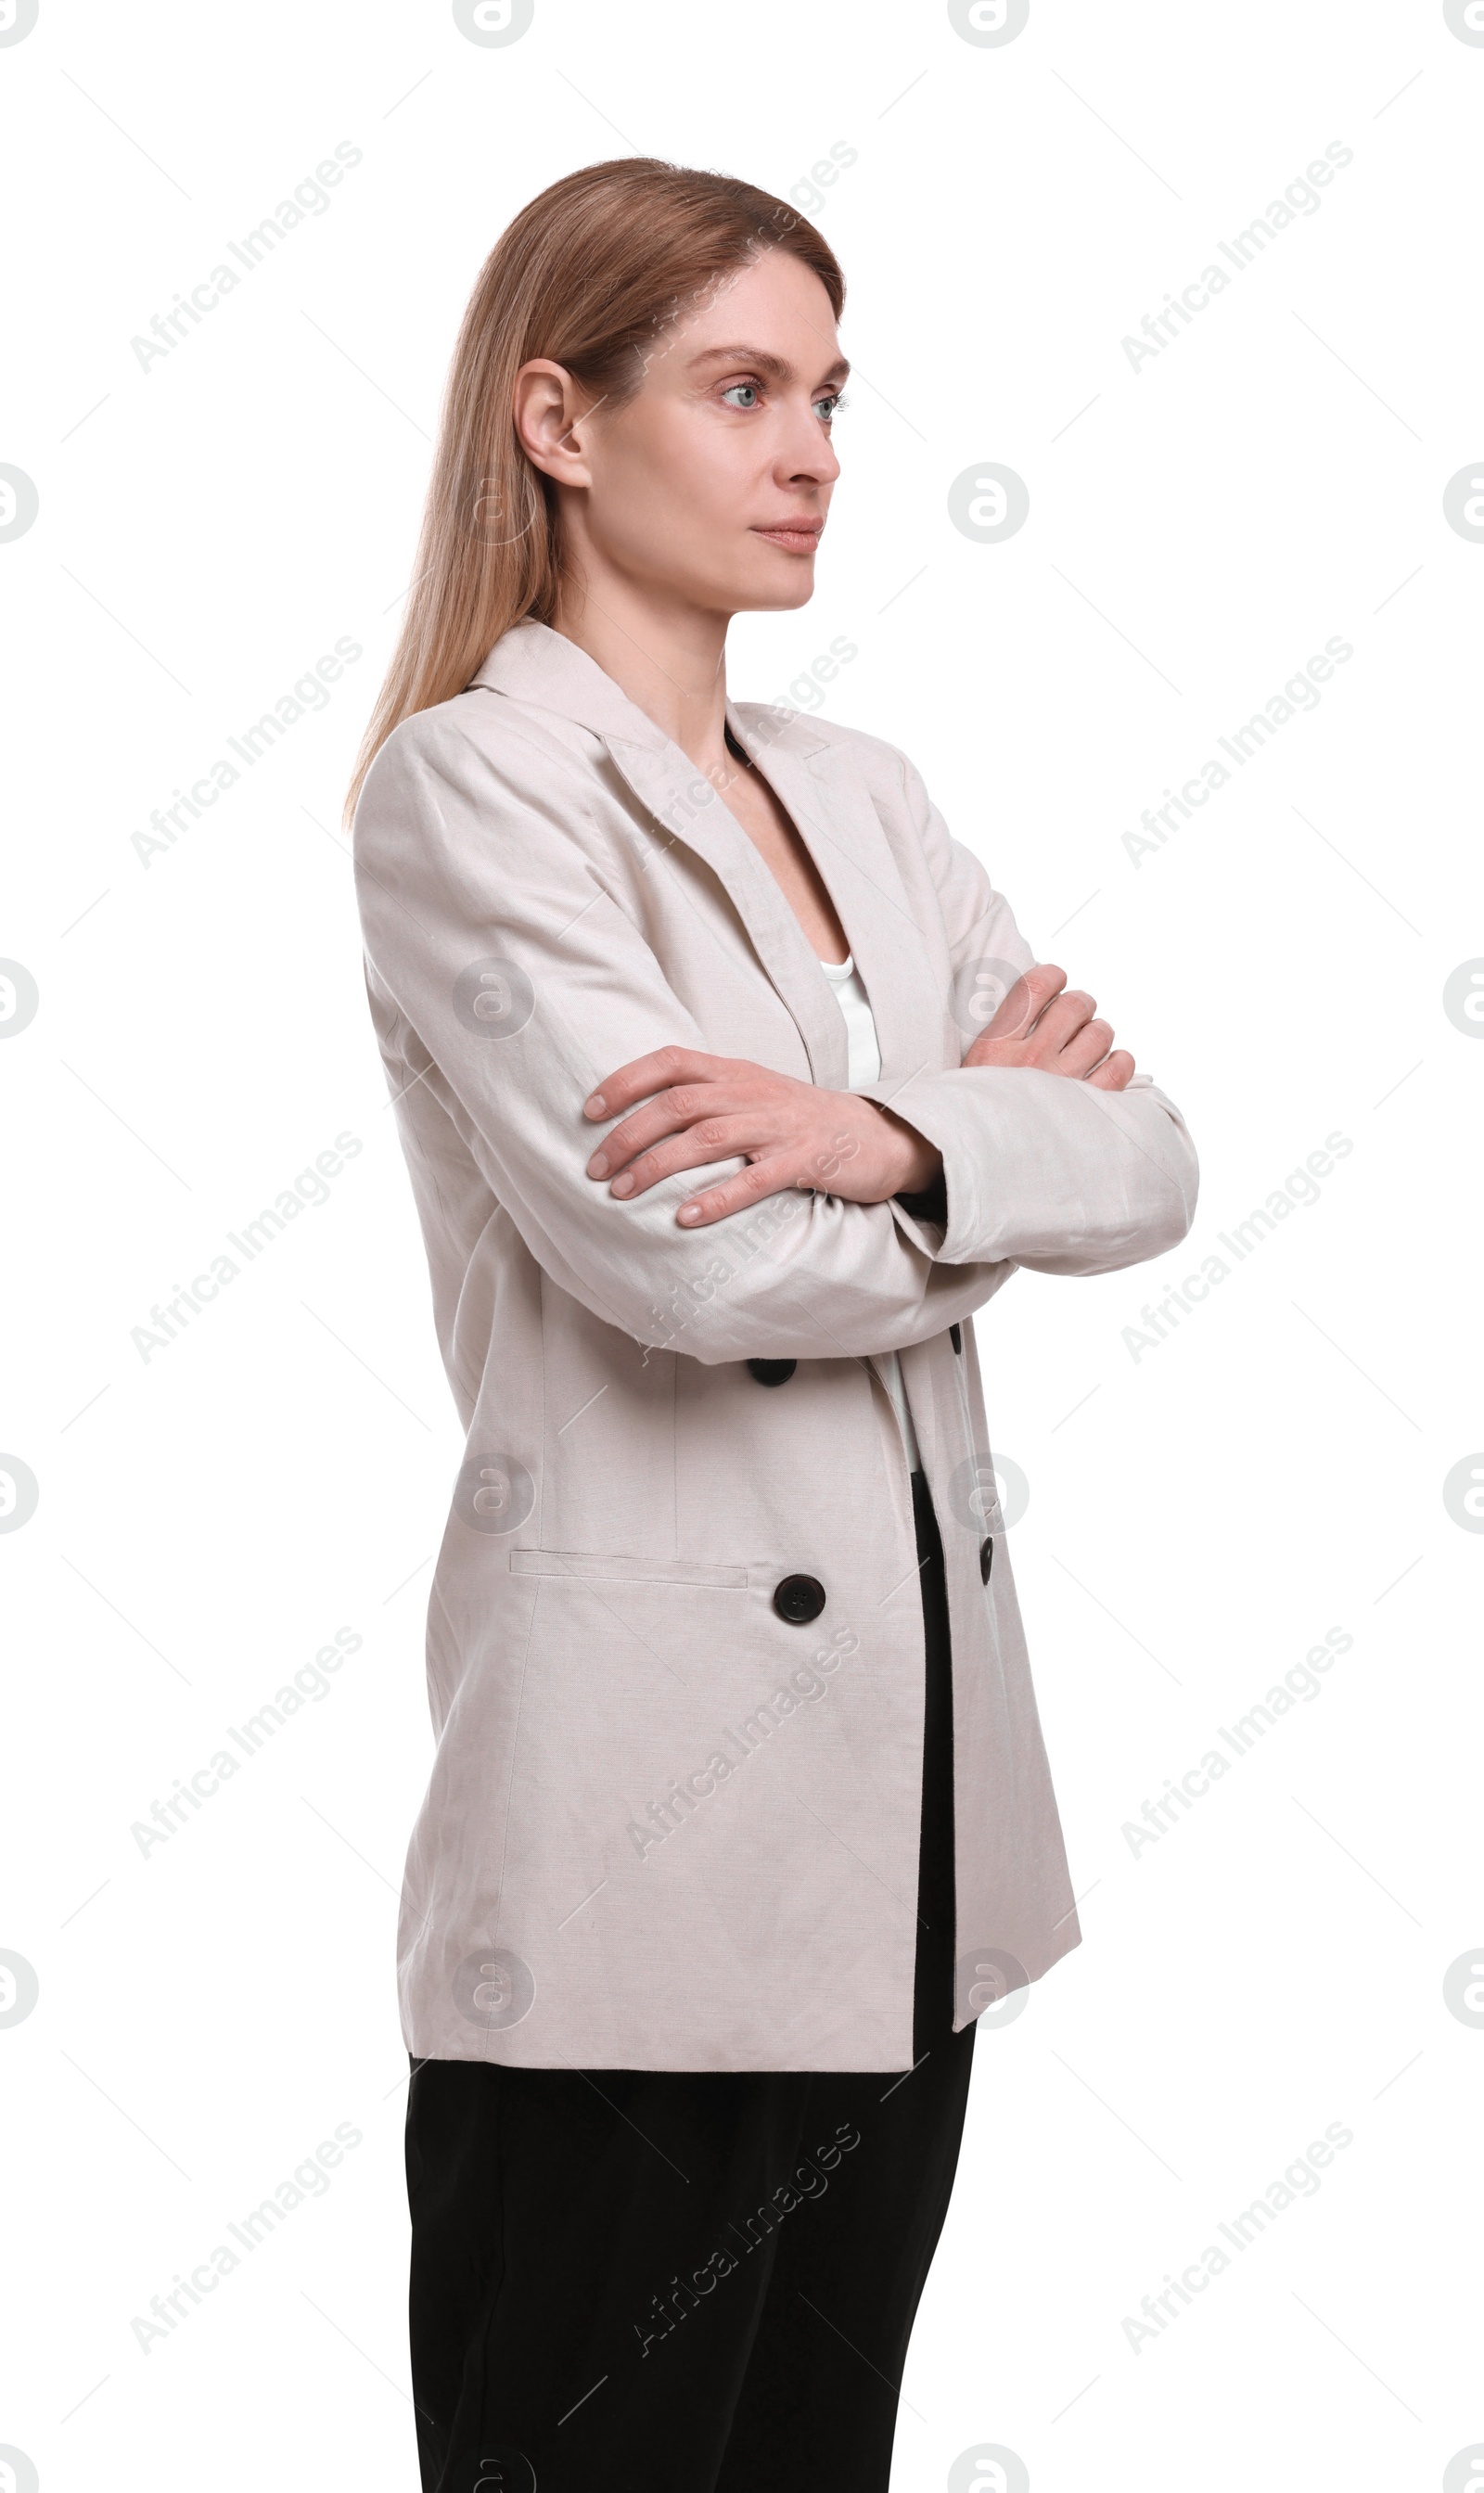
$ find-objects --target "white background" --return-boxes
[3,1,1481,2487]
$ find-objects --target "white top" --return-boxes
[817,952,924,1471]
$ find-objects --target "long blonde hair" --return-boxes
[343,156,845,824]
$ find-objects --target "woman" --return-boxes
[348,157,1197,2493]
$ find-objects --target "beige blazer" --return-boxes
[352,619,1198,2071]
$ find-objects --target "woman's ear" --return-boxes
[513,359,594,489]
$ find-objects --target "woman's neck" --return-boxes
[551,579,733,779]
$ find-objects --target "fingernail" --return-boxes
[610,1173,633,1196]
[587,1154,608,1178]
[584,1093,606,1116]
[678,1204,701,1222]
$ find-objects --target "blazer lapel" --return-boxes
[594,726,853,1088]
[467,620,944,1091]
[735,722,947,1095]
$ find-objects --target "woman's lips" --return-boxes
[750,522,822,553]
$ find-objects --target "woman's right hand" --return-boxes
[963,963,1135,1091]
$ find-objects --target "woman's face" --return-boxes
[522,247,847,620]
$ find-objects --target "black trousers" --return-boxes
[405,1467,973,2493]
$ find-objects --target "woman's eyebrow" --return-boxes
[685,345,851,387]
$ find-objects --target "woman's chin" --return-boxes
[730,566,818,616]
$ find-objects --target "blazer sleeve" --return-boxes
[859,747,1200,1275]
[353,706,1026,1366]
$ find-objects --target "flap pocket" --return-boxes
[509,1547,748,1589]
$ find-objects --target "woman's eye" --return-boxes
[813,391,847,422]
[720,382,761,411]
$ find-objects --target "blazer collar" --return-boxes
[468,619,829,754]
[467,620,940,1093]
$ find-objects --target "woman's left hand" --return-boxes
[583,1047,940,1229]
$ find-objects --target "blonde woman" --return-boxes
[349,157,1197,2493]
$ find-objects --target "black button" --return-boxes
[773,1574,825,1624]
[950,1323,963,1355]
[746,1358,797,1387]
[979,1537,993,1583]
